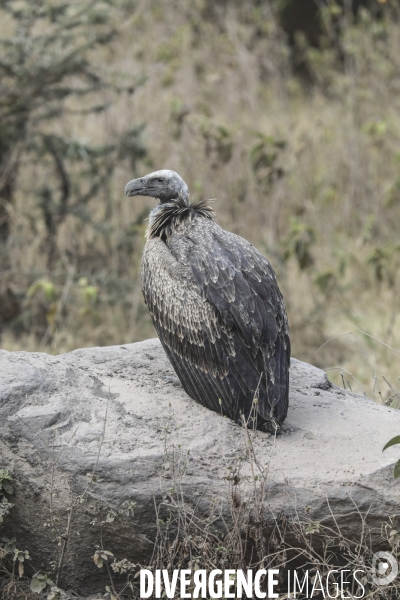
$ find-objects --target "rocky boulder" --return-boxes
[0,339,400,594]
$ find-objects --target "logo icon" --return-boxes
[372,552,398,585]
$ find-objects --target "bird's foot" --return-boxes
[262,418,281,435]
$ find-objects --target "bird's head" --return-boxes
[125,169,189,204]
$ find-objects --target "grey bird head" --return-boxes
[125,169,189,204]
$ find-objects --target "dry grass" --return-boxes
[1,1,400,402]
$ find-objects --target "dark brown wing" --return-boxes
[141,217,290,428]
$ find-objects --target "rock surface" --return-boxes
[1,338,400,593]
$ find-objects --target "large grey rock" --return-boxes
[1,338,400,594]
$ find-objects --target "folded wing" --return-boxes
[141,217,290,428]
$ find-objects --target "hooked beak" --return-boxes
[125,178,146,197]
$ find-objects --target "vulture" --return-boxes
[125,170,290,431]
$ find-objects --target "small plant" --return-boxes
[0,469,13,525]
[0,535,33,596]
[30,572,55,594]
[14,549,31,578]
[93,547,114,569]
[383,435,400,478]
[0,470,13,496]
[250,132,286,188]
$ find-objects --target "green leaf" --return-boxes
[305,521,320,534]
[383,436,400,452]
[26,279,57,302]
[3,483,13,495]
[48,588,61,600]
[93,552,104,568]
[31,577,46,593]
[394,460,400,479]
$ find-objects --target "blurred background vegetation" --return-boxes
[1,0,400,405]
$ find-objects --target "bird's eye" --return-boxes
[157,178,164,183]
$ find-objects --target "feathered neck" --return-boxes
[146,196,216,241]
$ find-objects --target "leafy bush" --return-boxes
[0,0,146,339]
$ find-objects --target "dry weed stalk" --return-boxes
[112,400,399,600]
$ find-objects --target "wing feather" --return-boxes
[141,216,290,428]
